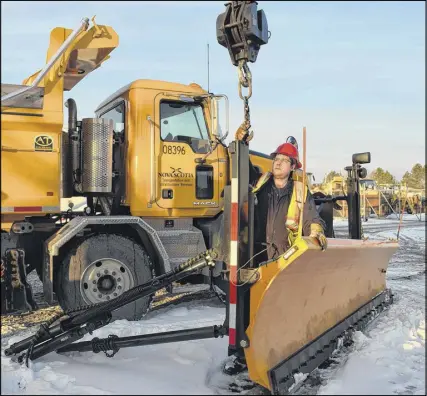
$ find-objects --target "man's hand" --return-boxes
[234,123,253,142]
[310,223,327,251]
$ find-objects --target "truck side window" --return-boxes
[99,102,125,134]
[160,100,210,154]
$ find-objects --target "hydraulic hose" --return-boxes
[66,249,217,327]
[5,249,217,361]
[65,98,77,132]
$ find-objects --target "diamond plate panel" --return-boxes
[157,229,206,259]
[46,216,170,272]
[81,118,113,193]
[143,218,194,231]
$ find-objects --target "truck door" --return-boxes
[154,94,220,210]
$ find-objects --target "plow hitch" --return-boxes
[56,325,227,357]
[5,249,218,364]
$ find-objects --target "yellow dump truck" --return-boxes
[1,16,271,319]
[2,3,398,394]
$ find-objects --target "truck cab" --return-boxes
[92,80,272,219]
[93,80,228,219]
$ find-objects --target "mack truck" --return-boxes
[1,9,274,319]
[2,3,398,394]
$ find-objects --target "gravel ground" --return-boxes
[1,273,216,339]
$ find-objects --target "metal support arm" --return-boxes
[6,250,218,363]
[56,325,228,356]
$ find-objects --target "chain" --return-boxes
[237,59,254,141]
[9,250,22,288]
[1,259,5,283]
[237,60,252,91]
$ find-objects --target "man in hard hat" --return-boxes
[223,131,327,376]
[240,132,327,263]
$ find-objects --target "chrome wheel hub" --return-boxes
[80,258,134,304]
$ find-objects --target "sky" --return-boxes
[1,1,425,181]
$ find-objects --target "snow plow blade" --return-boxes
[244,236,398,393]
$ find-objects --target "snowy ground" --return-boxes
[1,216,425,395]
[2,303,230,395]
[311,218,426,396]
[333,213,425,227]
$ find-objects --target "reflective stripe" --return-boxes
[228,327,236,346]
[252,171,272,194]
[14,206,42,212]
[1,206,60,213]
[231,178,239,203]
[42,206,60,212]
[230,203,239,241]
[229,303,236,327]
[229,241,238,268]
[229,174,239,347]
[286,172,308,244]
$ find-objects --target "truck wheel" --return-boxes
[56,234,153,321]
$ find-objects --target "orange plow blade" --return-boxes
[244,236,398,392]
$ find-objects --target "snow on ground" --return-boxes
[2,305,231,395]
[1,217,425,395]
[314,223,426,396]
[316,319,425,395]
[384,213,425,222]
[333,213,425,227]
[375,225,425,242]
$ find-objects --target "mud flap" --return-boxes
[244,236,398,391]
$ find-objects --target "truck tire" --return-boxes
[56,233,153,321]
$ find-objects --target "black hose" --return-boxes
[65,98,81,189]
[65,98,77,133]
[11,250,217,364]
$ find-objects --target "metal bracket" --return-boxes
[1,249,37,314]
[216,1,269,66]
[238,268,259,284]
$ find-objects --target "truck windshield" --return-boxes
[160,101,210,154]
[360,180,376,190]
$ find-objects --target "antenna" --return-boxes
[207,43,210,92]
[298,126,307,239]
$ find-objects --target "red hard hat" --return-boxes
[271,142,302,169]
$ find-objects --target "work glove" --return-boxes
[310,223,327,251]
[234,123,253,142]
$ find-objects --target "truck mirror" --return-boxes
[210,95,229,141]
[211,97,219,137]
[352,152,371,164]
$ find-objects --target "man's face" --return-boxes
[272,154,295,179]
